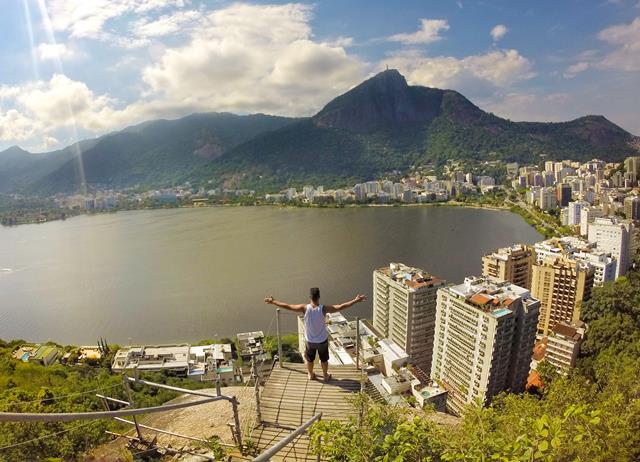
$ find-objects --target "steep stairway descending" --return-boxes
[248,362,363,461]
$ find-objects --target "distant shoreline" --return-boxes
[0,199,514,229]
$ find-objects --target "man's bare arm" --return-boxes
[323,294,366,313]
[264,296,306,313]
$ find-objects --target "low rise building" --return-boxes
[12,344,60,366]
[237,331,266,360]
[532,322,586,374]
[112,343,235,381]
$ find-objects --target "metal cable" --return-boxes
[0,420,99,451]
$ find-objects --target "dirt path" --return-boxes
[87,386,256,461]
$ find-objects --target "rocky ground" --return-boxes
[86,386,256,461]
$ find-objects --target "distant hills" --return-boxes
[1,69,637,195]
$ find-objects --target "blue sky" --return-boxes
[1,0,639,152]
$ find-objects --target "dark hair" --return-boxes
[310,287,320,300]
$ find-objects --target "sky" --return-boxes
[0,0,639,152]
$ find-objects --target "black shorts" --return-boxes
[305,340,329,363]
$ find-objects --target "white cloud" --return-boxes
[598,16,640,71]
[388,19,449,45]
[142,3,366,116]
[0,74,119,143]
[482,92,572,122]
[133,10,202,38]
[47,0,187,45]
[37,43,76,61]
[386,49,535,92]
[0,109,36,141]
[490,24,508,42]
[0,3,368,148]
[563,61,590,78]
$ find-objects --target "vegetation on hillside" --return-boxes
[0,340,230,461]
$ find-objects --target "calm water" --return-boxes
[0,206,541,344]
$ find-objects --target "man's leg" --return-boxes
[304,342,316,379]
[319,341,330,380]
[306,359,315,379]
[321,361,329,378]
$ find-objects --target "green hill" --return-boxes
[1,113,296,194]
[193,70,638,191]
[2,69,637,195]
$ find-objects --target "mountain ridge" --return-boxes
[2,69,637,194]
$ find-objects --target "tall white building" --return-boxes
[538,187,557,210]
[430,276,540,415]
[588,217,633,278]
[373,263,446,375]
[566,201,589,226]
[579,206,604,236]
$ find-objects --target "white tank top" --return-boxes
[303,304,328,343]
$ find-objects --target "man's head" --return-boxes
[309,287,320,303]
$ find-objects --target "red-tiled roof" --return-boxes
[532,338,548,361]
[552,323,580,340]
[470,293,492,305]
[526,370,544,391]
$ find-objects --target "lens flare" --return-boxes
[35,0,87,194]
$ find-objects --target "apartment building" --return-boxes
[579,206,604,236]
[482,244,534,289]
[566,201,589,226]
[624,195,640,220]
[373,263,446,374]
[531,255,594,336]
[538,187,557,210]
[588,216,633,278]
[430,276,540,415]
[532,322,586,374]
[556,183,572,207]
[624,156,640,178]
[533,236,616,285]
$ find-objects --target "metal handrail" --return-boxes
[0,396,221,422]
[252,412,322,462]
[126,375,243,447]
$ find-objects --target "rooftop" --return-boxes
[378,338,410,362]
[237,331,264,341]
[449,275,538,315]
[483,244,532,261]
[378,262,445,290]
[551,322,586,341]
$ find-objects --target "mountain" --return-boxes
[1,112,296,194]
[192,70,638,190]
[3,69,638,195]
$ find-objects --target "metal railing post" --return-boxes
[252,356,262,424]
[231,397,243,449]
[122,374,143,441]
[276,308,283,366]
[355,316,360,370]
